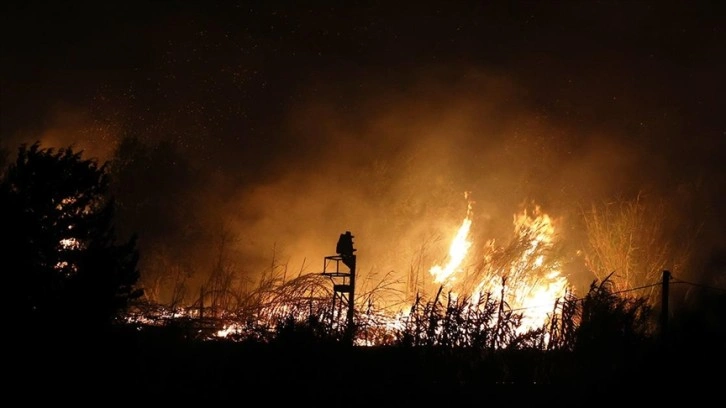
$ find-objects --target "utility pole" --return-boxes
[660,270,671,342]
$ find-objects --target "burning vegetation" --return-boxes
[124,191,578,349]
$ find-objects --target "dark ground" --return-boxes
[15,324,722,405]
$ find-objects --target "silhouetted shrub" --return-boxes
[1,142,142,338]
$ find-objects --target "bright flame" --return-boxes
[476,207,568,333]
[429,193,473,284]
[430,199,569,334]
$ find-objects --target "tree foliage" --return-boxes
[1,142,142,335]
[109,136,207,304]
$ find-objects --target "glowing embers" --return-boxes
[55,196,77,211]
[59,237,81,250]
[55,234,83,273]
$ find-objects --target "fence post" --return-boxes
[660,270,671,342]
[199,285,204,321]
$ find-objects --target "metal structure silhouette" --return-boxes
[322,231,357,342]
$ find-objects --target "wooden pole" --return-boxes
[346,255,356,345]
[660,270,671,342]
[199,285,204,321]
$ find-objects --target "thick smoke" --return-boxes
[2,2,724,306]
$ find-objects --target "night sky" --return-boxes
[2,1,724,300]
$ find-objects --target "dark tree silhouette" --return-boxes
[1,142,142,337]
[0,145,8,173]
[108,136,208,304]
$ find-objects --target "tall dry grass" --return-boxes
[581,191,697,304]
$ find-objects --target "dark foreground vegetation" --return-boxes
[20,279,726,405]
[21,312,724,405]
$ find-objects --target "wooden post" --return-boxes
[660,270,671,342]
[199,285,204,321]
[346,255,356,345]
